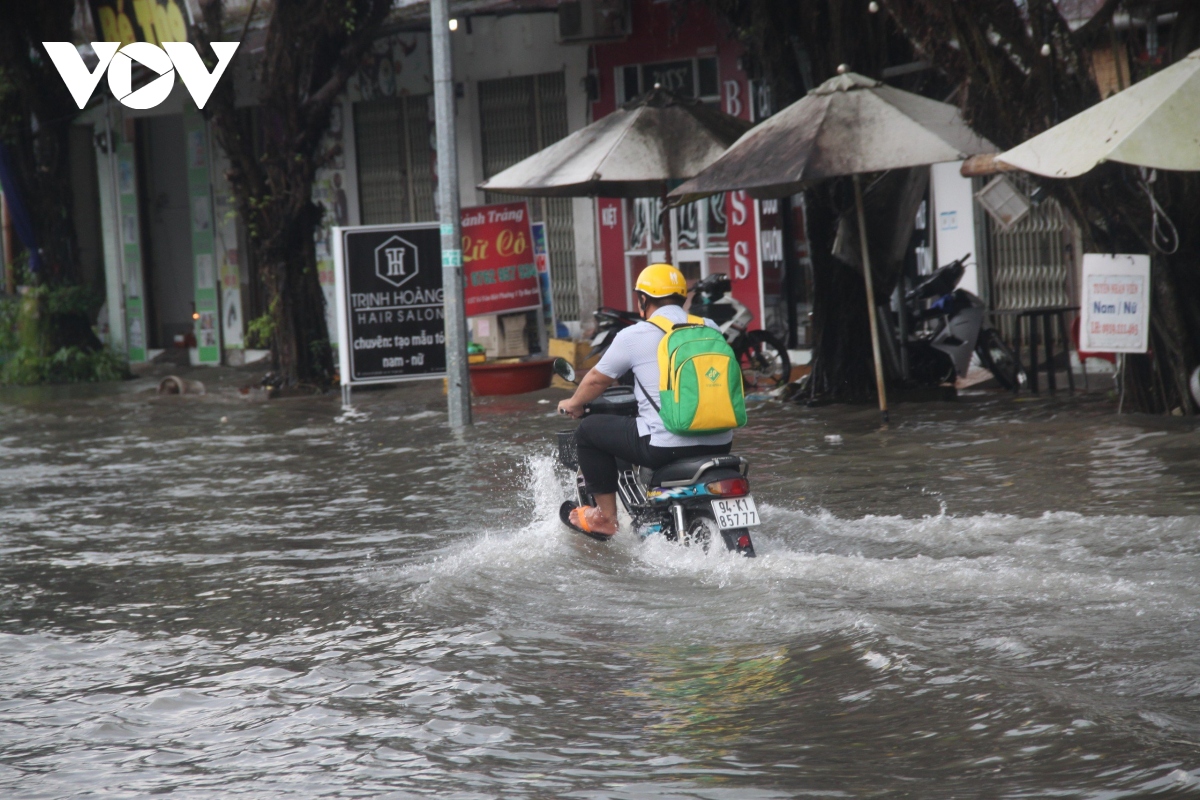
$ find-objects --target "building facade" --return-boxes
[78,0,1078,369]
[589,0,810,344]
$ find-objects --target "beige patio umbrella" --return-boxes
[478,85,750,261]
[479,85,750,197]
[672,71,994,421]
[998,48,1200,177]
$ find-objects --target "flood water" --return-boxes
[3,378,1200,798]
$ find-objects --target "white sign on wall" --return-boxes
[931,161,979,296]
[1080,253,1151,353]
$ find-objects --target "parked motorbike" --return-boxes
[587,307,641,374]
[587,273,791,390]
[888,255,1024,389]
[553,358,758,557]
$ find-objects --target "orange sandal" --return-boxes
[559,502,617,540]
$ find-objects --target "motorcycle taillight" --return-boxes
[705,477,749,496]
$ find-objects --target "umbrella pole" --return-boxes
[660,187,672,265]
[854,174,889,424]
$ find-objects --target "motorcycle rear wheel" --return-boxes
[976,328,1024,390]
[684,512,717,552]
[740,330,792,390]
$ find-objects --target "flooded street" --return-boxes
[3,379,1200,798]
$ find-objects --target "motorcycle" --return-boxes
[587,273,791,390]
[552,358,758,557]
[888,255,1024,390]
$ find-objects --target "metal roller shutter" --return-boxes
[479,72,579,321]
[354,95,436,225]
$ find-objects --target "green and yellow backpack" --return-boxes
[636,314,747,435]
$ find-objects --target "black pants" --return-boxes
[574,415,732,495]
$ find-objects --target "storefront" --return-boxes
[77,11,595,364]
[77,0,818,365]
[79,80,236,365]
[333,14,593,343]
[590,1,811,345]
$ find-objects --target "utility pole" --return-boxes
[431,0,472,428]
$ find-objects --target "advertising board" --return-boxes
[531,221,561,337]
[333,224,446,391]
[1080,253,1151,354]
[461,202,541,317]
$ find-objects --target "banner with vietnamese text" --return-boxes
[461,202,541,317]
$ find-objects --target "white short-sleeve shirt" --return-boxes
[593,305,735,448]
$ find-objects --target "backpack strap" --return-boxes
[646,313,705,332]
[634,373,660,413]
[646,316,673,335]
[637,313,706,411]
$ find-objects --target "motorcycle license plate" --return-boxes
[711,496,760,529]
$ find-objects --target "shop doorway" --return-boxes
[136,115,195,350]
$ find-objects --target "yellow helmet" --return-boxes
[634,263,687,298]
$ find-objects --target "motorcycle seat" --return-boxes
[906,261,965,302]
[651,455,748,487]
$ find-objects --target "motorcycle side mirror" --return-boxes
[552,357,577,384]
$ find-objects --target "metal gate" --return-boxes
[354,95,437,224]
[983,182,1078,345]
[479,71,579,321]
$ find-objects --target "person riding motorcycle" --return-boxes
[557,264,734,537]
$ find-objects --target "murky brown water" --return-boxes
[2,376,1200,798]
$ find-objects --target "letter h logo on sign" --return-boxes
[375,235,419,288]
[385,247,407,278]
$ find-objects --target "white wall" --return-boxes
[449,14,597,321]
[930,161,980,297]
[450,13,590,206]
[343,18,596,321]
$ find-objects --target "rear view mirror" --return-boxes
[552,357,576,384]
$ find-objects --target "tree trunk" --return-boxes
[882,0,1200,414]
[805,185,876,403]
[0,3,83,285]
[196,0,390,387]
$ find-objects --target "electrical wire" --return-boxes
[1138,167,1180,255]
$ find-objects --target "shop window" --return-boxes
[621,66,639,105]
[676,202,700,251]
[697,58,719,98]
[626,197,664,252]
[623,193,728,304]
[704,193,727,248]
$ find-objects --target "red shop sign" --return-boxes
[461,202,542,317]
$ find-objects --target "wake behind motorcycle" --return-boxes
[552,358,758,557]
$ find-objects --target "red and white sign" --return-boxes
[727,190,762,327]
[1080,253,1150,354]
[461,202,542,317]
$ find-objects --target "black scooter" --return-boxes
[887,255,1024,390]
[552,358,758,557]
